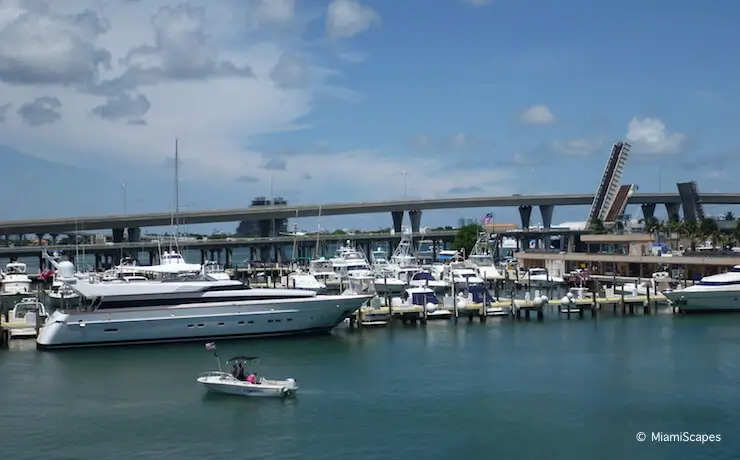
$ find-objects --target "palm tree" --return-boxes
[731,221,740,247]
[681,220,700,252]
[699,218,719,248]
[644,217,663,242]
[724,211,735,221]
[665,220,682,250]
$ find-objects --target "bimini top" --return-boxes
[226,356,259,363]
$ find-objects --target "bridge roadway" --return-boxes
[0,231,459,257]
[2,192,740,235]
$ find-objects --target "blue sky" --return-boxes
[0,0,737,234]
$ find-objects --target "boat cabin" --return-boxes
[410,271,438,283]
[400,287,439,306]
[4,262,28,275]
[466,286,495,305]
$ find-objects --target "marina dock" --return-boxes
[348,291,669,328]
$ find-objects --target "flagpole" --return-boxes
[215,349,221,372]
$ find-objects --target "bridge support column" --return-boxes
[112,228,125,243]
[641,203,656,221]
[225,248,233,268]
[408,210,422,233]
[665,203,681,222]
[391,211,404,234]
[518,205,532,229]
[49,233,58,244]
[539,205,554,249]
[36,233,45,244]
[126,227,141,242]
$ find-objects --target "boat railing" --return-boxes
[199,371,238,380]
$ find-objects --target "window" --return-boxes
[104,328,118,332]
[197,323,204,327]
[187,324,194,328]
[218,322,225,326]
[238,321,245,325]
[248,320,254,324]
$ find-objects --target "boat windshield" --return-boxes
[412,272,435,281]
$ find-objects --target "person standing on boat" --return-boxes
[236,362,246,380]
[231,362,239,378]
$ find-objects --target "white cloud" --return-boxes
[0,0,510,206]
[253,0,295,25]
[326,0,380,39]
[625,117,685,154]
[551,138,604,156]
[519,104,556,125]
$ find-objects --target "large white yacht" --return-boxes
[662,265,740,313]
[36,278,373,349]
[1,261,32,296]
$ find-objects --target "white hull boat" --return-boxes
[198,372,298,397]
[6,297,47,339]
[520,268,565,287]
[663,265,740,313]
[36,278,373,349]
[197,351,298,397]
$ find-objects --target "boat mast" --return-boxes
[169,139,181,254]
[314,206,322,259]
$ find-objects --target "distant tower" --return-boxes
[235,196,289,237]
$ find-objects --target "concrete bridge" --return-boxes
[1,192,738,241]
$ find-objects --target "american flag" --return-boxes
[205,342,216,351]
[481,213,494,225]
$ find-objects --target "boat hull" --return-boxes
[197,377,297,397]
[663,290,740,313]
[36,295,372,350]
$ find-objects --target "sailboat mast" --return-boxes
[174,138,180,230]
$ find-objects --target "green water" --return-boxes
[1,313,738,459]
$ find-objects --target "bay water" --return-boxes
[1,313,738,459]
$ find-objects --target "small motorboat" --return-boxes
[197,343,298,397]
[6,297,47,339]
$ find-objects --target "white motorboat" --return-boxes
[6,297,47,339]
[466,232,505,281]
[1,261,32,296]
[36,277,373,349]
[454,285,509,316]
[197,349,297,397]
[520,268,565,287]
[407,270,448,294]
[373,269,407,295]
[663,265,740,313]
[391,287,452,320]
[342,274,387,326]
[308,259,342,291]
[283,270,327,294]
[445,263,485,291]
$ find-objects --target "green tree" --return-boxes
[724,211,735,221]
[588,218,607,234]
[332,229,347,235]
[452,224,482,257]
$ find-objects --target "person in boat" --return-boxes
[236,362,246,381]
[246,373,256,384]
[231,362,239,378]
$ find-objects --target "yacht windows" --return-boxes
[94,293,307,309]
[730,267,740,273]
[698,280,740,286]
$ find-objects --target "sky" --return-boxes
[0,0,738,234]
